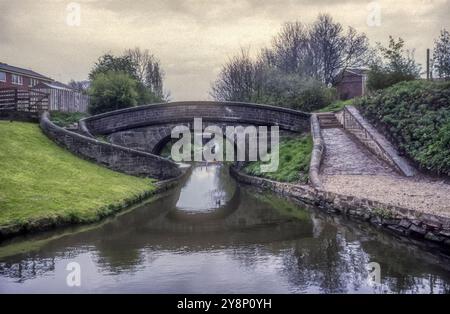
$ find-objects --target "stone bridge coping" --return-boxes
[81,101,311,122]
[79,101,311,136]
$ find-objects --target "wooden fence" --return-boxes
[32,88,90,113]
[0,88,49,113]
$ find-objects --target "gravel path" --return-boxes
[321,128,395,176]
[320,128,450,217]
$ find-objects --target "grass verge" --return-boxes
[0,121,156,235]
[243,135,312,183]
[316,99,354,112]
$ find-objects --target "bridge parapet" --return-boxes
[80,101,311,136]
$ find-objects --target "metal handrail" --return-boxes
[343,106,391,161]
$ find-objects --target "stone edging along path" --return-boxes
[230,167,450,247]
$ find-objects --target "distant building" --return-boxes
[0,62,53,90]
[334,68,369,100]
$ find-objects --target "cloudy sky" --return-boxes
[1,0,449,100]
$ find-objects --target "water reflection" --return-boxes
[0,163,450,293]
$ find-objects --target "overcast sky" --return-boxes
[1,0,449,100]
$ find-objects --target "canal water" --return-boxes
[1,163,450,293]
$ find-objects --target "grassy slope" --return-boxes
[356,80,450,175]
[0,121,156,229]
[243,135,312,183]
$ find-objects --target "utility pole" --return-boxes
[426,48,430,80]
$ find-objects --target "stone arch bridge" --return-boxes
[41,101,310,180]
[79,101,310,155]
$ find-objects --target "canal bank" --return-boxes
[0,121,189,240]
[231,106,450,250]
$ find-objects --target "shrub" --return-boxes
[367,36,421,91]
[356,80,450,175]
[88,71,139,115]
[252,69,337,112]
[50,111,89,127]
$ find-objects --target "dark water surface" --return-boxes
[1,163,450,293]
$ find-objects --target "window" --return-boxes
[29,78,39,87]
[11,74,23,85]
[0,72,5,82]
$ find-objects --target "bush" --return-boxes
[367,63,418,91]
[252,69,337,112]
[367,36,421,92]
[50,111,89,127]
[356,80,450,175]
[88,71,139,115]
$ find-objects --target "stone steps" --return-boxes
[317,112,342,129]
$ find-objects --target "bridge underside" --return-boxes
[107,122,299,155]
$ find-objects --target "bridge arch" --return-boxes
[80,101,311,155]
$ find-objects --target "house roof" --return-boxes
[33,81,74,91]
[332,68,369,85]
[0,62,53,81]
[343,68,369,76]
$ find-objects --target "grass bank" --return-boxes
[243,135,312,183]
[316,99,354,112]
[0,121,157,236]
[356,80,450,176]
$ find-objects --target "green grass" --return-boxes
[316,99,354,112]
[50,111,89,127]
[0,121,156,231]
[243,135,313,183]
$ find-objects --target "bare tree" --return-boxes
[125,47,165,98]
[433,29,450,80]
[211,14,369,105]
[211,48,256,101]
[68,79,90,94]
[259,14,369,84]
[309,14,369,84]
[271,22,310,74]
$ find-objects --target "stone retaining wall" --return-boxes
[339,106,416,177]
[230,167,450,247]
[0,110,38,123]
[40,112,182,180]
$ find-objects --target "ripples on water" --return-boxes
[1,163,450,293]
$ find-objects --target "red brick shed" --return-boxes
[334,68,369,100]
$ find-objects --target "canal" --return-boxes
[1,163,450,293]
